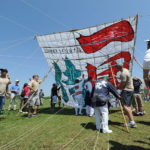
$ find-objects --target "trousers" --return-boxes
[74,94,84,115]
[94,104,109,131]
[8,93,17,110]
[86,105,94,116]
[0,96,5,112]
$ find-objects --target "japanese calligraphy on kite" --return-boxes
[36,15,138,106]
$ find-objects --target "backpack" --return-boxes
[91,81,109,107]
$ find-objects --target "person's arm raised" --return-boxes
[41,74,48,83]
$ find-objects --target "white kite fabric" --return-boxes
[36,15,138,106]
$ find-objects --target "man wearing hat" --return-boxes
[132,76,145,116]
[0,69,11,114]
[8,80,20,111]
[143,40,150,88]
[115,64,137,128]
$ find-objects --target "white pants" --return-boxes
[8,93,17,110]
[94,104,109,131]
[86,105,94,116]
[52,96,57,104]
[74,94,84,115]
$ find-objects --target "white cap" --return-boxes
[15,80,19,82]
[145,39,150,42]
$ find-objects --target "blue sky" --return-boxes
[0,0,150,95]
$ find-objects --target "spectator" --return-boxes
[115,64,137,128]
[8,80,20,111]
[19,83,30,113]
[0,69,11,114]
[84,77,94,117]
[132,77,145,116]
[39,89,44,105]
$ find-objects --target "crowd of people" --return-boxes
[0,71,48,117]
[0,41,150,134]
[0,67,149,133]
[72,63,149,133]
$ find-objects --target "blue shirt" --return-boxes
[10,85,20,94]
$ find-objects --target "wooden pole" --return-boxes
[109,62,129,133]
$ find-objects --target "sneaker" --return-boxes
[139,112,145,116]
[22,111,28,114]
[127,122,137,128]
[102,129,113,133]
[79,113,83,116]
[135,112,141,116]
[28,115,32,118]
[19,110,23,113]
[32,114,38,117]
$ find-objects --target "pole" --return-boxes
[18,70,51,115]
[108,61,129,133]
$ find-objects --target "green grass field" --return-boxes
[0,99,150,150]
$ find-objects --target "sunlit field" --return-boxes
[0,99,149,150]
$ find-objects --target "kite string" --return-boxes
[0,108,64,150]
[0,15,38,34]
[21,0,71,29]
[71,134,96,150]
[60,121,89,150]
[92,125,102,150]
[0,36,33,51]
[30,114,78,146]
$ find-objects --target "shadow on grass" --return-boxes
[134,140,150,146]
[0,116,5,121]
[109,120,129,133]
[137,121,150,126]
[109,120,123,126]
[21,107,82,117]
[80,120,124,131]
[81,122,96,131]
[109,140,150,150]
[39,107,76,115]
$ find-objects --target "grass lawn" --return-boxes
[0,99,150,150]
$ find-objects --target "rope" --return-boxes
[93,130,100,150]
[71,134,96,150]
[0,15,38,34]
[60,121,89,150]
[139,14,150,17]
[10,48,38,76]
[133,56,143,69]
[0,54,43,60]
[0,108,64,150]
[30,115,75,146]
[21,0,71,29]
[0,99,52,134]
[0,36,33,51]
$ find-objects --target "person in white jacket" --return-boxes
[143,40,150,88]
[74,75,84,115]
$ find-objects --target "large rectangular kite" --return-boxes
[36,15,138,106]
